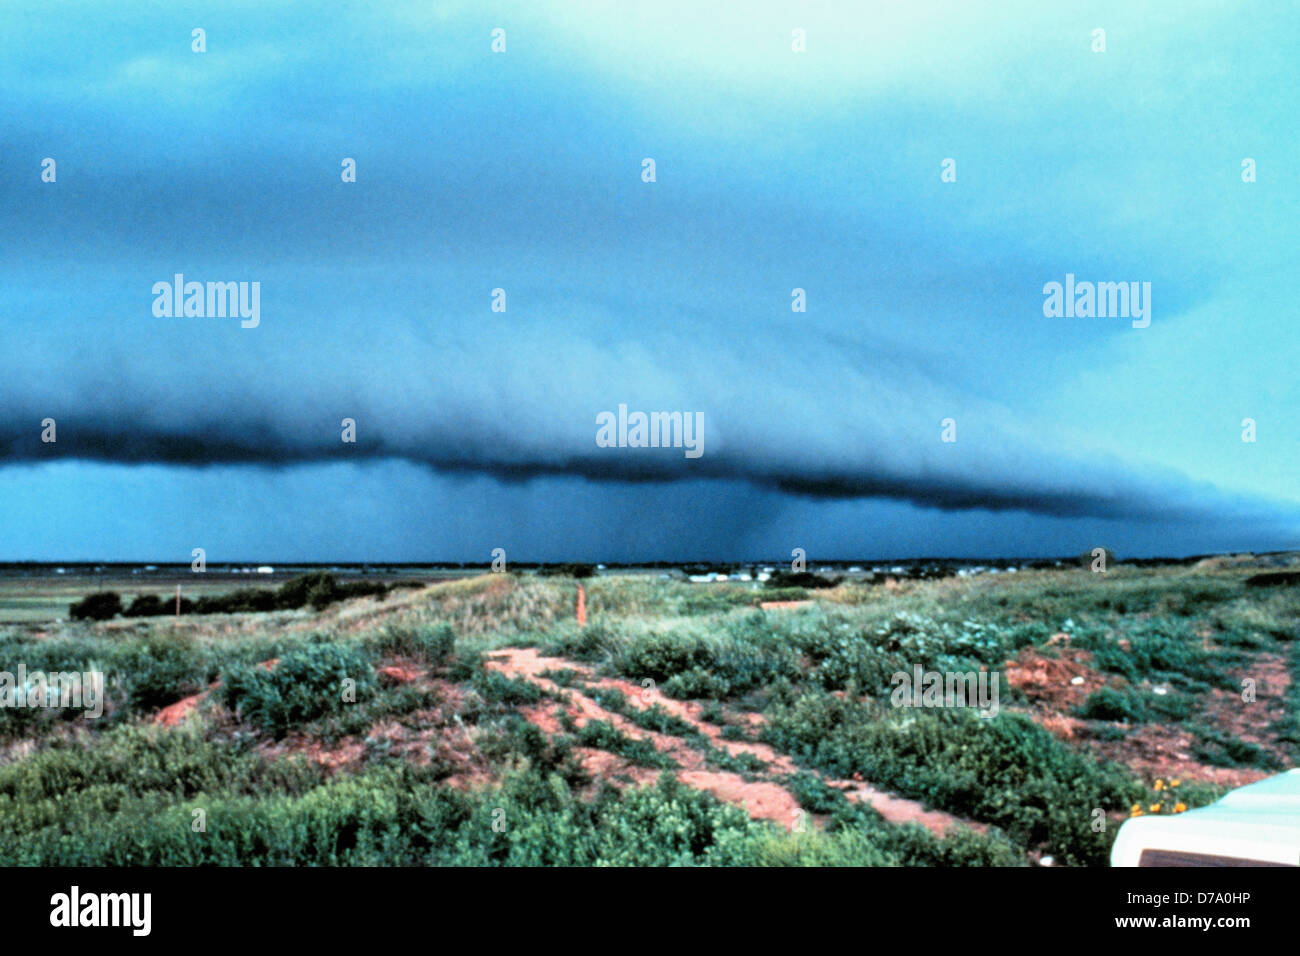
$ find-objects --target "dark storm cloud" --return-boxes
[1,0,1296,561]
[0,314,1289,527]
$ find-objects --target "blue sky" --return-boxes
[1,0,1297,561]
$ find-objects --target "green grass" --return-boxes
[0,561,1295,866]
[762,691,1145,866]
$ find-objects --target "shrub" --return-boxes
[192,587,278,615]
[69,592,122,621]
[765,571,841,589]
[538,563,596,579]
[472,670,543,706]
[1078,687,1145,722]
[662,667,731,699]
[221,641,376,737]
[367,620,456,666]
[1077,687,1195,723]
[112,632,210,711]
[1245,572,1300,588]
[1192,726,1285,771]
[125,594,168,617]
[615,629,715,683]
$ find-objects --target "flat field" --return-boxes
[0,567,470,624]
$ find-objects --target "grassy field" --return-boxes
[0,568,473,624]
[0,558,1295,866]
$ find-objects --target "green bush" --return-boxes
[1077,686,1195,723]
[575,720,677,769]
[472,669,544,706]
[69,592,122,621]
[367,620,456,666]
[125,594,169,617]
[764,691,1143,866]
[112,632,210,711]
[1192,726,1285,770]
[1077,687,1145,722]
[615,629,716,683]
[221,640,376,737]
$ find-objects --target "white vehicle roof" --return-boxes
[1111,769,1300,867]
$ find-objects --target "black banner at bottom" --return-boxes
[0,864,1287,942]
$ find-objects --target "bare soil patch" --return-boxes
[486,646,982,835]
[1007,641,1291,788]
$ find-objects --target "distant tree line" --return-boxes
[1245,571,1300,588]
[68,572,423,622]
[535,563,596,579]
[763,571,842,589]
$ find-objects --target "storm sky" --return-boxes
[1,1,1297,561]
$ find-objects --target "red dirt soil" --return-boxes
[1006,640,1290,789]
[151,657,281,728]
[485,646,981,836]
[378,664,421,686]
[153,683,217,727]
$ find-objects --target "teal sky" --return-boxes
[0,1,1296,561]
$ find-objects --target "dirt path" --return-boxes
[485,646,980,836]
